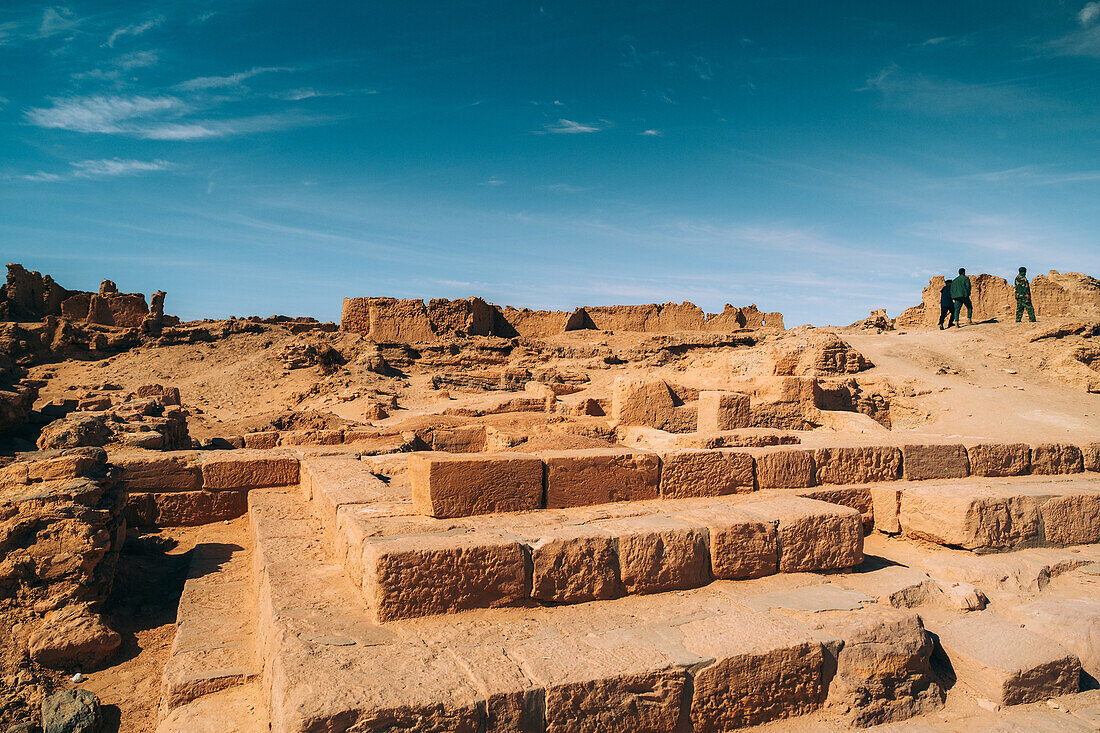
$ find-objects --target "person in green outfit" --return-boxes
[1015,266,1036,322]
[951,267,973,327]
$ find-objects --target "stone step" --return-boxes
[156,683,267,733]
[247,487,941,732]
[319,485,863,621]
[158,521,260,720]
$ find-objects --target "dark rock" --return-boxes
[41,689,101,733]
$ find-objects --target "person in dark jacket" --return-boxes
[1015,266,1036,322]
[938,276,955,329]
[951,267,973,327]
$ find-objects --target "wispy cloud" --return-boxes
[546,183,587,193]
[483,176,505,186]
[105,16,163,47]
[955,165,1100,185]
[269,87,376,101]
[908,215,1041,253]
[38,7,79,38]
[640,129,661,136]
[1046,23,1100,57]
[860,64,1049,114]
[22,157,173,182]
[536,118,604,134]
[1080,2,1100,26]
[172,66,292,91]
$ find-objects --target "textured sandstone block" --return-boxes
[597,515,708,594]
[1039,493,1100,545]
[408,452,543,518]
[115,453,201,492]
[697,391,750,432]
[527,527,621,603]
[899,485,1041,550]
[1030,443,1084,475]
[1005,600,1100,682]
[747,496,864,572]
[966,443,1030,477]
[754,449,816,489]
[673,507,778,579]
[901,444,969,481]
[1084,442,1100,472]
[24,448,107,483]
[680,611,827,730]
[813,446,900,485]
[430,425,487,453]
[200,451,299,490]
[241,431,278,449]
[934,614,1080,705]
[658,449,753,499]
[870,486,902,534]
[146,490,248,526]
[361,533,527,621]
[303,456,391,533]
[611,377,677,428]
[544,448,659,508]
[507,635,686,733]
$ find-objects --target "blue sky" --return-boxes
[2,1,1098,325]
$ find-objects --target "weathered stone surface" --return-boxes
[658,449,753,499]
[242,431,279,450]
[672,506,778,579]
[200,451,299,490]
[114,452,201,491]
[680,611,826,730]
[527,528,621,603]
[813,446,900,485]
[1004,599,1100,682]
[754,449,816,489]
[1030,443,1085,475]
[697,391,750,432]
[29,605,121,668]
[543,448,659,508]
[797,485,874,531]
[361,533,528,621]
[304,456,391,533]
[1039,492,1100,545]
[408,452,543,518]
[611,377,677,429]
[747,495,864,572]
[901,444,969,481]
[966,443,1031,477]
[1084,442,1100,472]
[131,490,249,526]
[597,515,708,594]
[833,565,942,609]
[41,689,101,733]
[934,614,1081,705]
[871,486,902,533]
[899,484,1042,551]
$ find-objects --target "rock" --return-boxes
[966,443,1030,477]
[41,688,102,733]
[696,391,750,431]
[408,452,543,518]
[29,606,120,669]
[754,449,816,489]
[943,582,988,611]
[900,444,969,480]
[814,446,901,485]
[36,415,110,450]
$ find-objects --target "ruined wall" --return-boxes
[896,271,1100,328]
[0,265,161,329]
[500,307,574,338]
[341,297,511,341]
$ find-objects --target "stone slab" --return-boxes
[595,515,708,594]
[658,449,754,499]
[200,451,299,490]
[672,506,778,579]
[813,446,901,485]
[697,390,750,432]
[901,444,969,481]
[408,452,544,518]
[754,449,816,489]
[746,495,864,572]
[966,443,1030,477]
[1031,443,1085,475]
[115,452,201,492]
[526,527,621,603]
[543,448,660,509]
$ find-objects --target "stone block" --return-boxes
[200,451,299,490]
[360,533,527,621]
[242,431,279,449]
[1039,493,1100,545]
[596,515,708,594]
[871,485,902,534]
[680,611,827,729]
[746,496,864,572]
[901,444,969,481]
[813,446,900,485]
[797,486,873,531]
[22,447,106,483]
[149,490,248,526]
[611,377,677,428]
[543,448,660,508]
[1084,442,1100,472]
[934,614,1080,705]
[697,391,750,432]
[1005,600,1100,682]
[966,443,1030,477]
[527,527,621,603]
[114,452,201,492]
[899,484,1042,550]
[430,425,487,453]
[407,452,543,518]
[658,449,753,499]
[754,449,816,489]
[673,507,778,579]
[1030,443,1084,475]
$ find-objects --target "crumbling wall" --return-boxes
[0,265,166,330]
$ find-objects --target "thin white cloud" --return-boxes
[1046,23,1100,56]
[25,95,187,133]
[483,177,505,186]
[537,118,603,134]
[38,7,79,38]
[105,16,163,47]
[956,166,1100,185]
[860,64,1050,113]
[269,87,376,101]
[172,66,292,91]
[640,129,661,136]
[1080,2,1100,26]
[23,157,173,182]
[546,183,587,193]
[0,21,18,44]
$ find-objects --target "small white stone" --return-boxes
[70,672,84,683]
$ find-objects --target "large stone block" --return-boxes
[1030,443,1084,475]
[137,490,248,526]
[658,449,753,499]
[200,451,299,490]
[527,527,621,603]
[680,611,827,729]
[754,449,816,489]
[408,452,543,518]
[797,486,873,531]
[597,515,708,594]
[900,444,968,481]
[1083,442,1100,472]
[697,391,750,432]
[114,452,201,492]
[899,484,1042,550]
[611,377,676,428]
[813,446,900,485]
[543,448,660,508]
[673,507,778,579]
[360,533,527,621]
[966,443,1030,477]
[746,496,864,572]
[934,614,1080,705]
[1039,493,1100,545]
[1005,600,1100,682]
[871,486,902,534]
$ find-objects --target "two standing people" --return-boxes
[938,267,1037,329]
